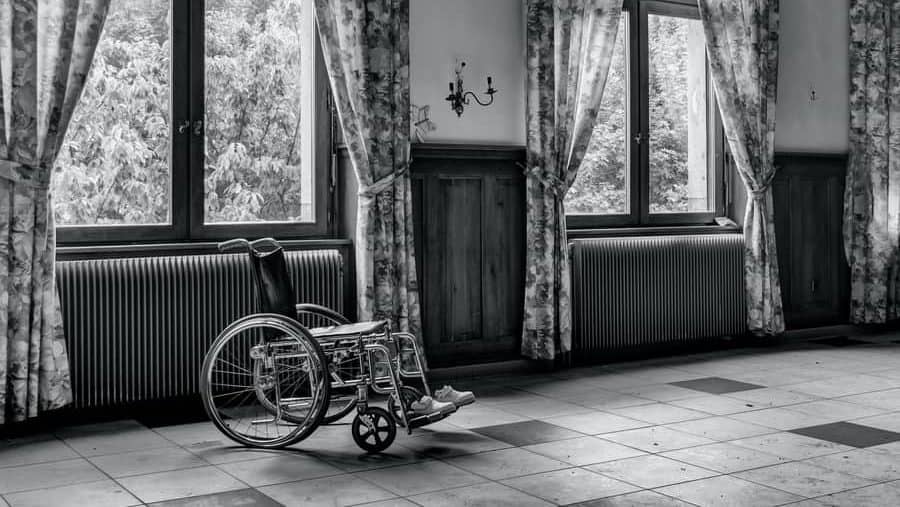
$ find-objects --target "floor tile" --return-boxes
[147,488,282,506]
[89,446,207,478]
[353,499,419,507]
[565,490,695,506]
[661,442,786,473]
[0,436,78,468]
[217,454,343,486]
[523,436,646,466]
[664,416,775,441]
[730,407,835,431]
[563,390,654,410]
[805,447,900,482]
[400,428,512,458]
[838,388,900,412]
[784,374,896,398]
[258,475,395,507]
[355,460,484,496]
[608,403,711,425]
[811,336,869,347]
[656,475,803,506]
[731,432,853,460]
[445,447,569,480]
[616,384,709,402]
[152,422,223,447]
[601,426,715,453]
[541,412,650,435]
[501,467,639,505]
[724,387,821,408]
[499,398,593,419]
[408,481,552,507]
[117,465,246,504]
[184,440,286,466]
[2,479,139,507]
[588,454,719,488]
[470,420,583,447]
[815,481,900,506]
[734,461,874,497]
[0,458,106,494]
[670,377,765,395]
[668,395,760,415]
[790,422,900,448]
[787,400,886,422]
[439,406,530,429]
[852,412,900,433]
[56,420,173,457]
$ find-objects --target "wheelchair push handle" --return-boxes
[217,237,284,254]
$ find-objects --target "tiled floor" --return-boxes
[4,334,900,506]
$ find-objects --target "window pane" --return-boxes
[53,0,171,226]
[648,14,709,213]
[565,16,628,216]
[204,0,315,224]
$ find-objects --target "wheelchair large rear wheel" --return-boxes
[200,314,330,448]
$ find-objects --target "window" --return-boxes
[566,0,724,228]
[53,0,331,244]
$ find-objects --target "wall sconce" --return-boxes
[445,61,497,117]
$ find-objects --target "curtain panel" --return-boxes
[844,0,900,323]
[314,0,424,365]
[698,0,784,335]
[522,0,622,361]
[0,0,110,424]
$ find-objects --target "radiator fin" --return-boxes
[571,235,746,354]
[57,250,345,409]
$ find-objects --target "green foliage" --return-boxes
[565,15,705,216]
[52,0,309,226]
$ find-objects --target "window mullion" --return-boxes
[635,1,650,225]
[170,0,192,240]
[187,0,206,239]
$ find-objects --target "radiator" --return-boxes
[571,234,746,355]
[57,250,345,409]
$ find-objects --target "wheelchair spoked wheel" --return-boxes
[387,386,424,427]
[200,314,331,449]
[321,348,362,424]
[351,406,396,453]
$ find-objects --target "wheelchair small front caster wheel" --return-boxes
[387,386,424,427]
[352,407,396,453]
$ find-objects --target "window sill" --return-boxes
[57,238,353,262]
[567,224,741,239]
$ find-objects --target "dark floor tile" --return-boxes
[669,377,765,395]
[471,420,584,447]
[790,422,900,448]
[148,488,284,507]
[811,336,869,347]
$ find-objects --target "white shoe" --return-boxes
[409,395,456,417]
[433,385,475,407]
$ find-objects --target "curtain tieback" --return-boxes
[357,162,411,200]
[748,170,778,202]
[520,163,567,199]
[0,160,50,190]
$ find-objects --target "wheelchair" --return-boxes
[200,238,454,453]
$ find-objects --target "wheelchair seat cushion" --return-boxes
[308,320,389,339]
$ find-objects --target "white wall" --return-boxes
[775,0,849,153]
[410,0,525,145]
[409,0,849,153]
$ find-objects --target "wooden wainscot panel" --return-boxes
[411,144,526,367]
[772,153,849,329]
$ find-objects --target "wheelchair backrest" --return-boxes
[248,246,297,319]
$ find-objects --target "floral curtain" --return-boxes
[523,0,622,361]
[314,0,424,364]
[0,0,110,424]
[844,0,900,323]
[698,0,784,335]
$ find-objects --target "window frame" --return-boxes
[566,0,725,230]
[57,0,334,245]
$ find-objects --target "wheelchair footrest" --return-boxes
[407,406,457,429]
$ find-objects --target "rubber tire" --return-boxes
[200,314,331,449]
[351,406,397,453]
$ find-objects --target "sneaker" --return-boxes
[409,395,456,417]
[434,385,475,407]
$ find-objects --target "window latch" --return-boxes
[633,132,643,145]
[177,120,190,134]
[192,120,204,136]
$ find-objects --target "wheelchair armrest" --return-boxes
[295,304,351,326]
